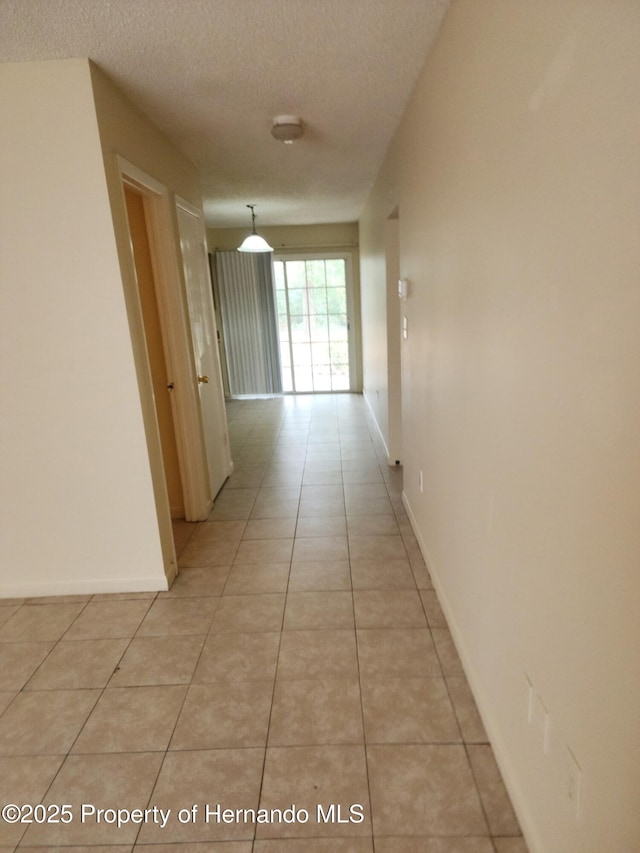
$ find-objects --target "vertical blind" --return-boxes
[215,251,282,395]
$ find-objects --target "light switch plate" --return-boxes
[398,278,409,299]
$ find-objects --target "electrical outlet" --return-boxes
[419,470,424,492]
[566,746,582,818]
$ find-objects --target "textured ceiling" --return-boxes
[0,0,449,227]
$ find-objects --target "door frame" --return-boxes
[272,251,358,393]
[385,215,403,464]
[117,156,212,523]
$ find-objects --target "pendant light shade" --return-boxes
[237,232,274,253]
[237,204,273,252]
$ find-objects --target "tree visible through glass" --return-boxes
[273,258,351,393]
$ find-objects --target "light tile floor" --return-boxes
[0,394,528,852]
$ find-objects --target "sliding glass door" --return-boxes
[273,254,355,393]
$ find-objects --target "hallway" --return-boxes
[0,394,526,851]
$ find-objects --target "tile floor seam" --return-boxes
[6,395,513,850]
[464,741,496,841]
[347,486,378,842]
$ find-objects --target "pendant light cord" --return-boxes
[247,204,257,234]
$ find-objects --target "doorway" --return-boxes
[119,156,218,533]
[273,254,356,393]
[123,185,185,518]
[385,214,403,463]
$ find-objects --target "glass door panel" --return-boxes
[273,255,354,393]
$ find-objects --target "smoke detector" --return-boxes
[271,115,304,144]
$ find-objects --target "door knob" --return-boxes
[198,375,209,384]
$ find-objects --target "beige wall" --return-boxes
[0,58,168,594]
[360,2,640,851]
[0,58,205,595]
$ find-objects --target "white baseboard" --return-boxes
[402,489,542,853]
[0,574,169,599]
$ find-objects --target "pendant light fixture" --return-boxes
[237,204,273,253]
